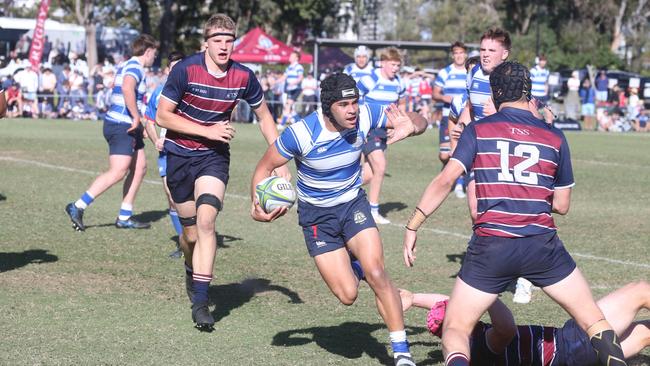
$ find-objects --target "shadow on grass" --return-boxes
[131,209,168,224]
[0,193,6,201]
[167,233,240,249]
[272,323,434,365]
[0,249,58,272]
[379,201,408,216]
[446,251,465,278]
[209,278,303,322]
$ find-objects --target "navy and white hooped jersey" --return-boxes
[435,63,468,116]
[284,63,304,92]
[451,107,574,238]
[471,322,559,366]
[449,93,468,122]
[275,104,387,207]
[530,66,550,98]
[105,56,147,124]
[467,64,492,121]
[343,63,374,83]
[161,53,263,156]
[357,69,406,106]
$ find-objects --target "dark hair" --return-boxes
[480,28,511,51]
[465,56,480,71]
[450,41,466,52]
[132,34,159,57]
[167,51,185,64]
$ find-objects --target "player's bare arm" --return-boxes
[252,100,291,180]
[432,85,453,104]
[484,299,517,354]
[552,187,572,215]
[156,98,235,143]
[386,106,427,144]
[122,75,142,132]
[403,160,465,267]
[143,118,161,150]
[250,144,290,223]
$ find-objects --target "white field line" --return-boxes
[574,159,649,169]
[2,155,648,269]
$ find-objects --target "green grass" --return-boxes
[0,119,649,365]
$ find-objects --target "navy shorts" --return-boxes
[439,116,450,147]
[103,121,144,156]
[286,88,301,101]
[165,149,230,203]
[362,128,387,155]
[298,190,376,257]
[157,151,167,178]
[458,232,576,294]
[554,319,598,366]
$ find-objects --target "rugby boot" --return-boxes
[394,355,416,366]
[65,203,85,231]
[191,302,215,332]
[115,217,151,229]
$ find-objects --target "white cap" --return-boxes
[354,45,369,57]
[468,50,480,58]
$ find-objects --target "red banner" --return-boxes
[28,0,51,69]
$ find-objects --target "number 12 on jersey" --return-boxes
[496,140,539,185]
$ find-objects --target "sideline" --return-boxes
[2,155,648,270]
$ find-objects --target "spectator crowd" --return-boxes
[2,36,648,134]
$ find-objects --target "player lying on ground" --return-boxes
[250,73,426,366]
[399,281,650,365]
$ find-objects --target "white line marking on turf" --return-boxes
[3,156,649,269]
[0,156,250,200]
[574,159,649,170]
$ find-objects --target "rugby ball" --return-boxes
[255,176,296,213]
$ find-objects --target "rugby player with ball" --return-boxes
[250,72,427,366]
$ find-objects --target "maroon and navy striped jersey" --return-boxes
[451,107,574,238]
[471,322,559,366]
[160,53,264,156]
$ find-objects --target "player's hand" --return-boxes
[155,138,164,152]
[127,116,141,133]
[398,288,414,312]
[483,97,497,116]
[403,229,418,267]
[250,200,287,222]
[450,122,464,141]
[205,122,236,142]
[529,98,555,124]
[273,165,292,182]
[386,105,415,145]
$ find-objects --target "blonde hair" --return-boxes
[203,14,236,39]
[380,47,402,62]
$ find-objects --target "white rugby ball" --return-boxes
[255,176,296,213]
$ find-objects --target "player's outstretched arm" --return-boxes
[403,160,465,267]
[250,144,291,223]
[252,101,291,180]
[399,289,449,312]
[156,98,235,142]
[485,299,517,354]
[385,106,427,144]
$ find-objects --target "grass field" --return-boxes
[0,118,648,365]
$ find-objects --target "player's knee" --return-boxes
[439,153,450,164]
[363,267,388,288]
[182,228,197,245]
[335,286,358,306]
